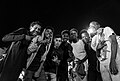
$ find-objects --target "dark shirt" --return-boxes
[27,44,46,72]
[60,41,73,64]
[0,28,30,81]
[44,44,63,73]
[84,42,99,71]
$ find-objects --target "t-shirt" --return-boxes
[71,39,86,60]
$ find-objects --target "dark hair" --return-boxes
[79,29,88,39]
[89,21,100,29]
[61,30,70,35]
[54,34,62,39]
[70,28,78,33]
[30,21,42,27]
[45,26,54,33]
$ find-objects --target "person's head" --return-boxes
[80,29,90,43]
[44,26,54,38]
[61,30,70,42]
[97,28,104,35]
[54,35,62,48]
[87,21,100,38]
[29,21,42,36]
[70,28,78,40]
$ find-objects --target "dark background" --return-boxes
[0,0,120,47]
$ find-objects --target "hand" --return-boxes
[44,39,51,44]
[25,35,33,41]
[39,39,50,44]
[52,56,58,62]
[109,60,118,75]
[97,42,106,50]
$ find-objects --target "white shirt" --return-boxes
[91,27,115,63]
[71,39,86,60]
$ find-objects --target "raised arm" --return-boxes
[109,34,118,75]
[2,28,28,42]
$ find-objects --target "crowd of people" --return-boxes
[0,21,120,81]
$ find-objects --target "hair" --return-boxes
[45,26,54,33]
[61,30,70,35]
[70,28,78,34]
[54,34,62,39]
[30,21,42,27]
[89,21,100,29]
[29,21,43,33]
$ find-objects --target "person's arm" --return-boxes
[2,28,27,42]
[91,35,97,51]
[109,34,118,75]
[80,54,88,63]
[109,34,117,61]
[67,44,75,62]
[103,27,118,75]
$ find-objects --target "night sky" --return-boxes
[0,0,120,47]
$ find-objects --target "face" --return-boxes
[70,30,78,39]
[87,27,97,38]
[54,38,62,48]
[30,24,41,36]
[81,32,90,43]
[62,33,69,42]
[45,29,53,38]
[89,22,100,30]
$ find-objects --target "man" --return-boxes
[24,26,54,81]
[80,29,103,81]
[89,21,120,81]
[0,21,42,81]
[70,28,87,81]
[44,34,63,81]
[57,30,74,81]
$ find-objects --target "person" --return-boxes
[0,21,42,81]
[44,34,63,81]
[70,28,87,81]
[89,21,120,81]
[79,29,103,81]
[24,26,54,81]
[0,47,7,74]
[57,30,74,81]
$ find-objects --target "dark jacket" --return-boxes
[84,42,99,71]
[0,28,30,81]
[27,44,46,72]
[44,43,63,73]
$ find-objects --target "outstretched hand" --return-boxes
[52,56,60,64]
[109,60,118,75]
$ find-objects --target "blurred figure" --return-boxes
[89,21,120,81]
[0,47,7,74]
[0,21,43,81]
